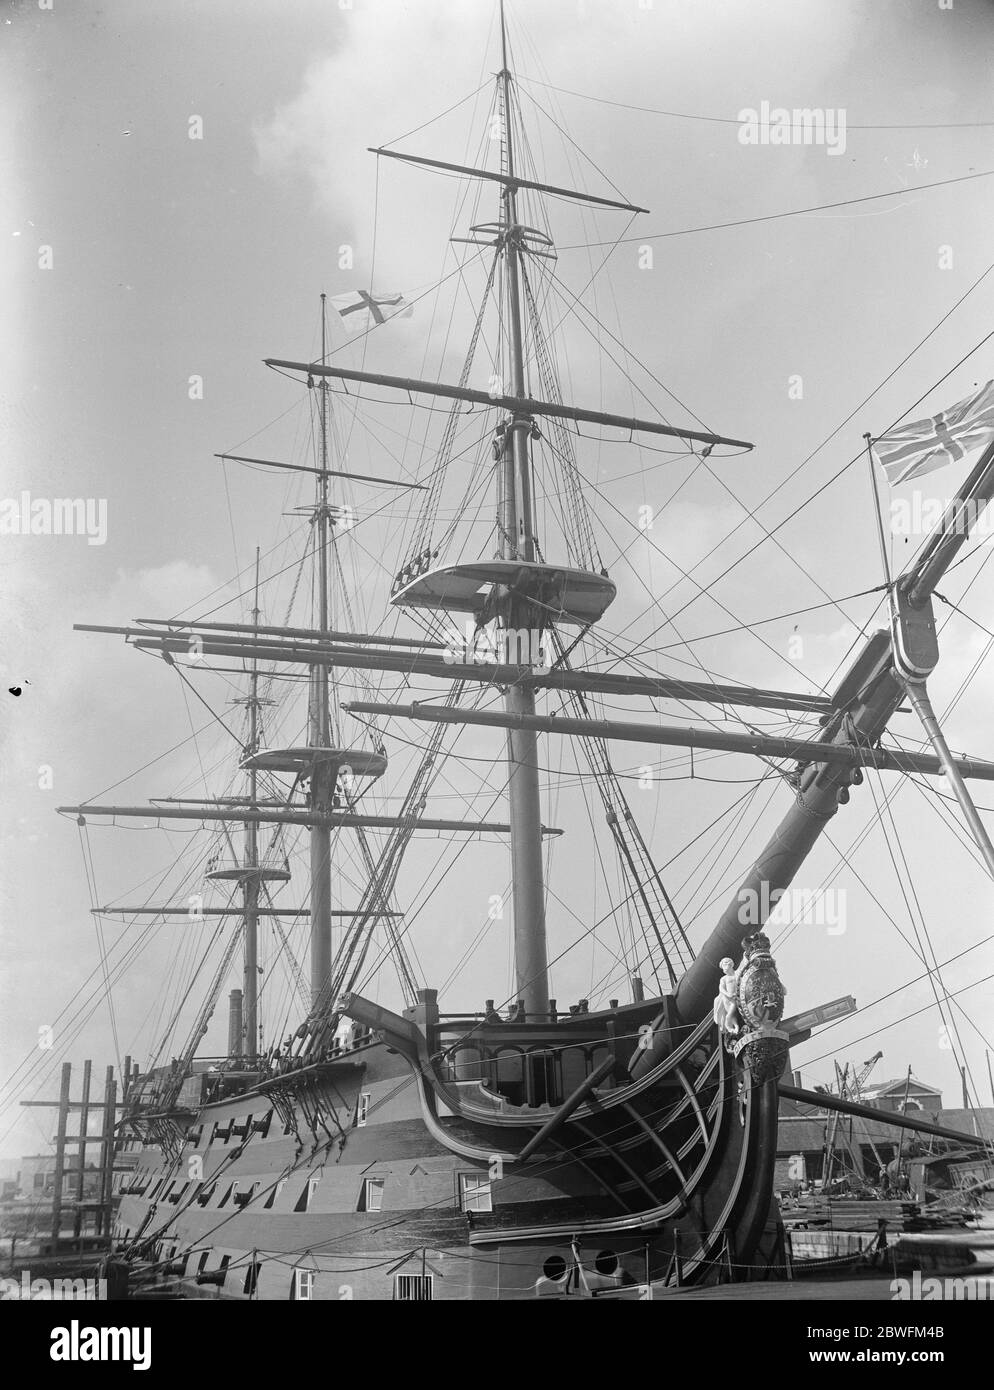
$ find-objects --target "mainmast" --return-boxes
[309,294,335,1006]
[254,3,746,1022]
[497,4,550,1020]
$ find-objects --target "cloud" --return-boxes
[255,3,491,273]
[107,560,222,617]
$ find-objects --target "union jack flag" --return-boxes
[873,379,994,484]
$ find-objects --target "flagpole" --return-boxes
[864,432,894,612]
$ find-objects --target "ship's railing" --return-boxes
[432,1022,627,1109]
[204,852,291,879]
[262,1025,375,1077]
[123,1058,265,1113]
[121,1031,377,1116]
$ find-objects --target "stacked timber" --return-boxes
[781,1195,971,1233]
[780,1196,829,1226]
[826,1199,915,1232]
[904,1206,972,1232]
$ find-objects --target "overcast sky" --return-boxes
[3,0,994,1158]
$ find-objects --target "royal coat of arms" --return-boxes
[714,931,789,1084]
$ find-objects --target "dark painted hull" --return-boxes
[115,1012,781,1300]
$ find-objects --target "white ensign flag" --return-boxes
[330,291,414,337]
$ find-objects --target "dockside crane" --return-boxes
[822,1052,884,1189]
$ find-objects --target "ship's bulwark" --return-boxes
[114,1023,782,1300]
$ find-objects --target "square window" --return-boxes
[358,1177,385,1212]
[264,1178,286,1210]
[459,1172,492,1213]
[293,1175,320,1212]
[395,1274,432,1301]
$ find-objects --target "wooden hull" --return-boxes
[114,1014,781,1300]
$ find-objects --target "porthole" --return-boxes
[542,1254,567,1281]
[594,1249,619,1276]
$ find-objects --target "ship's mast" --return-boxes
[309,294,335,1005]
[242,548,262,1057]
[498,3,550,1020]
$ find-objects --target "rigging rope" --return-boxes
[404,256,501,570]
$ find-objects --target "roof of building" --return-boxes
[861,1075,941,1098]
[777,1119,827,1150]
[777,1106,994,1155]
[936,1109,994,1143]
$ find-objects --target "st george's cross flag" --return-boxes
[872,379,994,485]
[330,290,414,337]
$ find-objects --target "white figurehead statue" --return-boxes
[713,957,742,1037]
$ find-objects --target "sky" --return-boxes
[3,0,994,1159]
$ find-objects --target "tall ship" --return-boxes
[26,3,994,1300]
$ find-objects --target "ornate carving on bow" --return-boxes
[729,931,788,1084]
